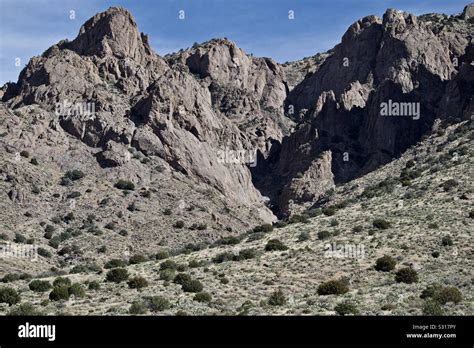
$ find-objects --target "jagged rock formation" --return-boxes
[253,7,473,216]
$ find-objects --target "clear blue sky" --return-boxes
[0,0,469,85]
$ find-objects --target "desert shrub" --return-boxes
[159,269,176,281]
[329,218,339,227]
[431,251,440,258]
[395,268,418,284]
[0,287,21,305]
[374,255,396,272]
[114,180,135,190]
[128,277,149,289]
[129,254,148,264]
[317,279,349,295]
[181,279,203,293]
[433,287,462,305]
[88,281,101,290]
[160,260,178,271]
[194,292,212,303]
[335,302,359,316]
[30,158,39,165]
[53,277,71,288]
[68,283,86,298]
[352,225,363,233]
[118,229,128,236]
[212,252,235,264]
[189,223,207,230]
[49,286,70,301]
[422,300,444,315]
[163,208,172,215]
[265,239,288,251]
[106,268,129,283]
[268,289,287,306]
[146,296,170,312]
[441,236,453,246]
[373,219,391,229]
[213,236,241,246]
[238,248,258,260]
[2,273,21,283]
[442,179,458,192]
[289,214,309,224]
[322,206,336,216]
[173,273,192,285]
[129,300,148,315]
[188,259,202,268]
[45,224,56,233]
[317,231,331,240]
[29,280,52,292]
[48,237,60,249]
[252,223,273,233]
[14,233,26,244]
[65,170,85,181]
[67,191,81,199]
[20,150,30,158]
[104,259,127,269]
[297,231,311,242]
[37,247,52,258]
[174,220,185,229]
[405,160,415,168]
[155,250,169,260]
[7,302,42,316]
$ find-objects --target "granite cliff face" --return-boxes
[0,4,472,270]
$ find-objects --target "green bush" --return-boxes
[173,273,192,285]
[297,231,311,242]
[37,247,52,258]
[352,225,363,233]
[395,268,418,284]
[441,236,453,246]
[433,287,462,305]
[181,279,203,293]
[7,302,42,316]
[106,268,129,283]
[174,220,185,229]
[160,260,178,271]
[442,179,458,192]
[253,223,273,233]
[0,287,21,305]
[373,219,391,229]
[68,283,86,298]
[265,239,288,251]
[49,286,70,301]
[20,150,30,158]
[65,170,85,181]
[159,269,176,281]
[289,214,309,224]
[317,231,331,240]
[14,233,26,243]
[322,207,336,216]
[30,158,39,165]
[422,300,444,315]
[194,292,212,303]
[213,236,241,246]
[53,277,71,288]
[29,280,52,292]
[212,252,235,263]
[374,255,396,272]
[104,259,127,269]
[146,296,171,312]
[155,250,169,260]
[268,289,287,306]
[238,248,258,260]
[129,300,148,315]
[188,259,202,268]
[335,302,359,316]
[128,277,149,289]
[317,279,349,295]
[114,180,135,190]
[129,254,148,264]
[88,281,101,290]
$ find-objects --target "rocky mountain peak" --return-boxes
[462,2,474,19]
[68,7,155,62]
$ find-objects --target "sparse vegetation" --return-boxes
[395,268,418,284]
[374,255,396,272]
[106,268,129,283]
[317,279,349,295]
[265,239,288,251]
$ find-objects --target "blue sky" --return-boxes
[0,0,469,85]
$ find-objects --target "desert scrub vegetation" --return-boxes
[395,267,418,284]
[49,286,70,301]
[114,179,135,190]
[160,260,178,271]
[317,279,349,296]
[144,296,171,312]
[421,284,462,305]
[53,277,71,288]
[265,239,288,251]
[0,287,21,306]
[181,278,204,293]
[194,292,212,303]
[317,230,331,240]
[128,276,149,289]
[372,219,391,229]
[129,300,148,315]
[268,289,287,306]
[68,283,86,298]
[106,268,129,283]
[129,254,148,264]
[374,255,397,272]
[28,280,52,292]
[334,302,359,316]
[7,303,42,316]
[104,259,128,269]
